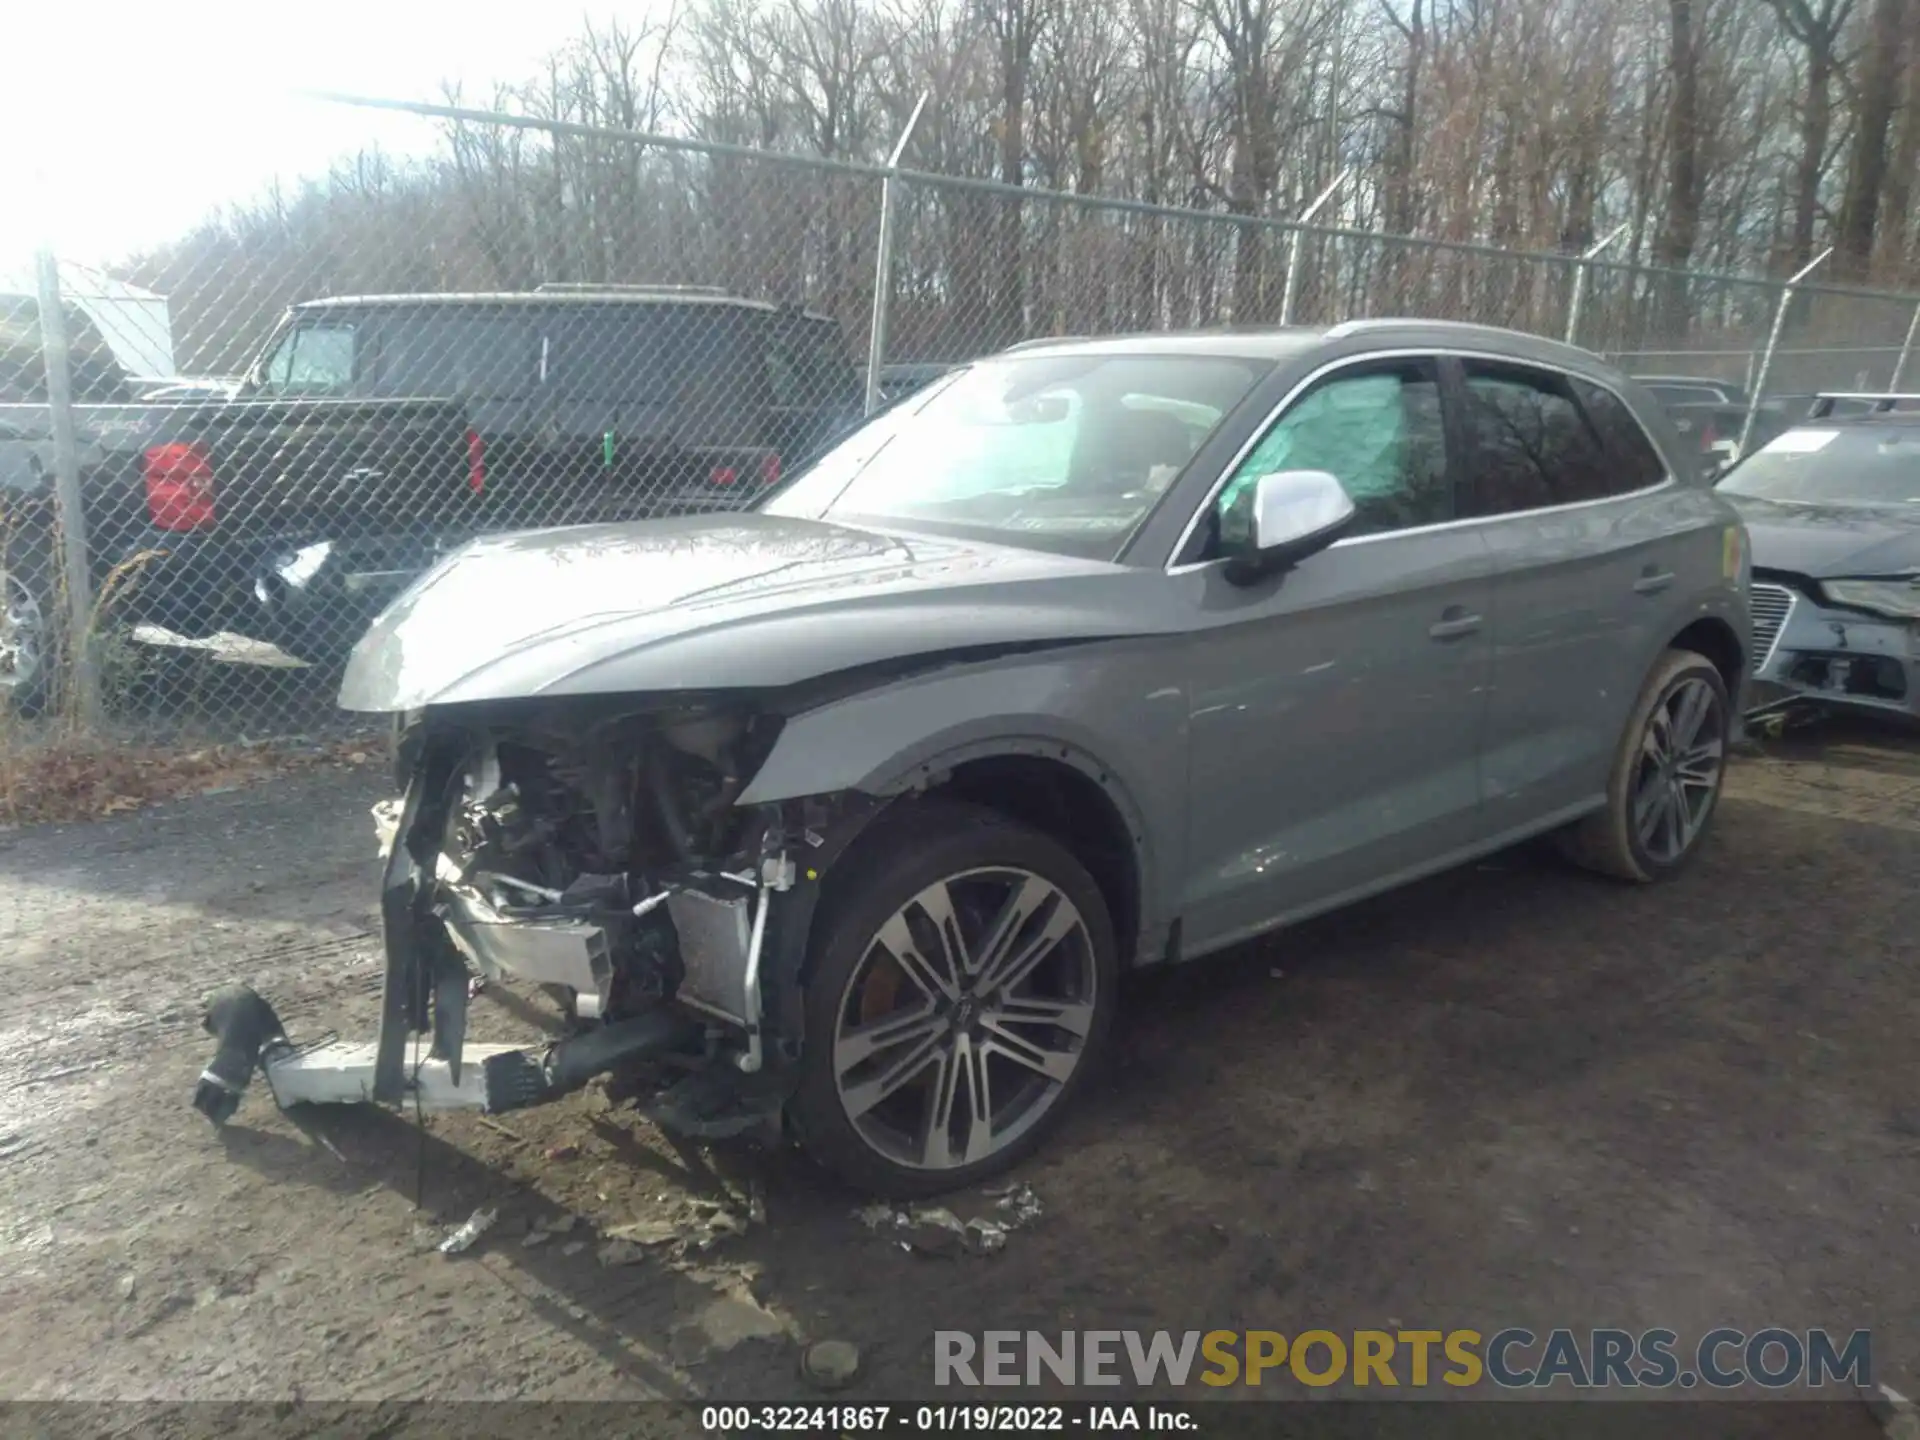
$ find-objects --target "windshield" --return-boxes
[1717,426,1920,506]
[761,352,1267,558]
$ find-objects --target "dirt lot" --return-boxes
[0,725,1916,1418]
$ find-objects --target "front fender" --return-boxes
[740,643,1188,955]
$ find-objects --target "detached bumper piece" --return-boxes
[192,982,699,1124]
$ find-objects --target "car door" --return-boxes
[1450,357,1690,839]
[1177,355,1497,955]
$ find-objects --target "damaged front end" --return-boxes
[194,699,881,1140]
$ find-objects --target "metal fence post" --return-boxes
[1893,298,1920,392]
[1564,224,1629,347]
[1279,169,1351,327]
[864,92,930,418]
[33,250,101,727]
[1740,249,1832,456]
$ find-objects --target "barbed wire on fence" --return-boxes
[5,94,1920,741]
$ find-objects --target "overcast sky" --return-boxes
[2,1,636,272]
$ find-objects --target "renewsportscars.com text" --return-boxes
[933,1328,1872,1390]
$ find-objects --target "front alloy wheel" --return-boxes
[793,801,1117,1196]
[833,868,1097,1171]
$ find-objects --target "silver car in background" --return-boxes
[196,319,1752,1196]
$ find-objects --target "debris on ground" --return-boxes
[560,1241,586,1257]
[597,1239,647,1267]
[522,1213,579,1248]
[695,1293,787,1351]
[592,1197,752,1259]
[543,1143,580,1162]
[604,1218,683,1248]
[963,1218,1008,1254]
[437,1206,499,1256]
[856,1194,1036,1257]
[992,1182,1044,1227]
[801,1339,861,1390]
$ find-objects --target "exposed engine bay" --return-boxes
[193,697,884,1140]
[421,705,785,1032]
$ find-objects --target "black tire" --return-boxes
[1557,648,1732,882]
[788,798,1118,1198]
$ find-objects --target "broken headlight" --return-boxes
[1820,576,1920,620]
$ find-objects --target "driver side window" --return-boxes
[1212,360,1450,552]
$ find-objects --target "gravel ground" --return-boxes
[0,726,1914,1423]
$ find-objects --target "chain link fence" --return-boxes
[6,95,1920,742]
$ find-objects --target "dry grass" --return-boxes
[0,733,376,829]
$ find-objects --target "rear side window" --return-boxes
[769,317,856,409]
[372,309,536,398]
[1459,362,1615,514]
[547,305,753,403]
[1574,380,1669,491]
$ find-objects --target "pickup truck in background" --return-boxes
[0,286,864,711]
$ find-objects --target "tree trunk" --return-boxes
[1880,44,1920,278]
[1834,0,1912,279]
[1789,47,1835,272]
[1654,0,1703,335]
[1384,0,1424,237]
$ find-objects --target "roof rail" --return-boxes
[532,282,736,296]
[1809,391,1920,418]
[1323,316,1535,340]
[1000,335,1089,353]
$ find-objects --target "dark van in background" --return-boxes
[0,286,862,705]
[247,286,863,523]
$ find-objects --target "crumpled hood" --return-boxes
[1727,494,1920,579]
[338,512,1142,711]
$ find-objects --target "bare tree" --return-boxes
[1832,0,1912,278]
[1766,0,1853,270]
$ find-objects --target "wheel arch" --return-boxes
[880,740,1149,971]
[1665,613,1746,709]
[758,732,1162,1057]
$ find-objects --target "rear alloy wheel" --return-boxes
[1559,648,1731,882]
[1632,674,1725,864]
[791,801,1116,1196]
